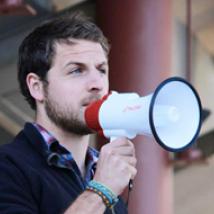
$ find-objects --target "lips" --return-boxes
[82,102,94,107]
[82,96,101,107]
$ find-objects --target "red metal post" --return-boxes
[96,0,173,214]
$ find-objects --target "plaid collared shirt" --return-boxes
[33,123,99,184]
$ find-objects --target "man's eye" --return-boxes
[99,68,107,74]
[69,68,82,75]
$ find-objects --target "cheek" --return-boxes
[104,79,109,94]
[48,80,76,97]
[54,85,83,109]
[46,84,70,108]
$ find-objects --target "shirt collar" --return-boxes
[31,122,99,180]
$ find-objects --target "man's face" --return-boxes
[43,39,109,135]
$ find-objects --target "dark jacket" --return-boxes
[0,123,127,214]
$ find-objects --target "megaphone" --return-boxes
[85,77,202,152]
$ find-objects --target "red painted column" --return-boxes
[96,1,173,214]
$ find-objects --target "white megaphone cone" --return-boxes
[85,77,202,152]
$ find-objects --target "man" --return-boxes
[0,13,137,214]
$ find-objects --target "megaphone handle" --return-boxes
[110,136,134,190]
[110,137,134,205]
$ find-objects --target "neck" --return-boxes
[36,114,90,176]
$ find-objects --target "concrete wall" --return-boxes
[193,41,214,135]
[172,19,214,136]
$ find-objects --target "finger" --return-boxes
[109,138,134,148]
[122,164,137,180]
[123,163,137,180]
[119,156,137,167]
[130,166,137,180]
[112,146,135,156]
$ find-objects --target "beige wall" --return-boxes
[172,19,214,136]
[193,41,214,135]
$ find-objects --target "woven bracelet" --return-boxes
[86,180,119,209]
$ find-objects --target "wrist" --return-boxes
[86,180,119,209]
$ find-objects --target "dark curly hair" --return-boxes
[18,13,110,110]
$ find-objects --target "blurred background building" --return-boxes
[0,0,214,214]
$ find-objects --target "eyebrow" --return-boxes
[97,62,108,67]
[64,61,108,68]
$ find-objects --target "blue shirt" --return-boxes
[33,123,98,184]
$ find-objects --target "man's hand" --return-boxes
[93,138,137,195]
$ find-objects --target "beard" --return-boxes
[44,91,93,136]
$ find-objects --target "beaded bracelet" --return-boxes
[86,180,119,209]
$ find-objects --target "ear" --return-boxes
[26,73,45,103]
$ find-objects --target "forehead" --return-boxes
[53,39,108,65]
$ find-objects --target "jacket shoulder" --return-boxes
[0,131,29,156]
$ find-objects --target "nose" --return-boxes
[87,71,106,94]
